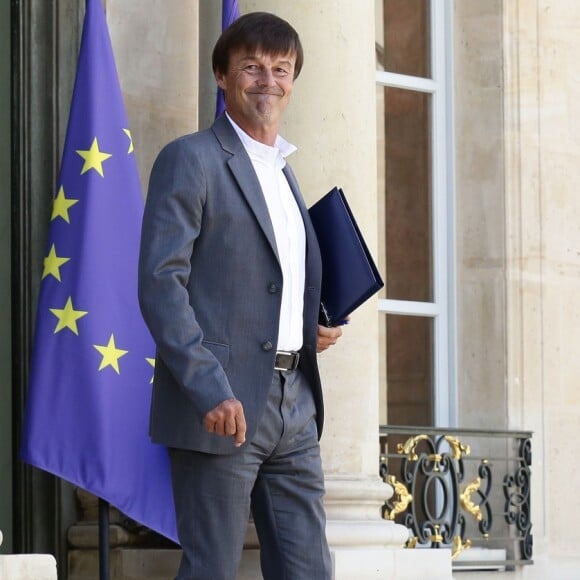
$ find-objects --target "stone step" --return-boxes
[68,547,453,580]
[0,554,57,580]
[68,548,273,580]
[0,528,57,580]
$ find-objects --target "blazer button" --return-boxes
[261,341,273,352]
[268,283,278,294]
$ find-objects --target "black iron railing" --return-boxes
[379,426,533,570]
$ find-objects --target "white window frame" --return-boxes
[376,0,456,427]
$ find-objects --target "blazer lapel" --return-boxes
[212,116,280,264]
[283,165,311,232]
[283,164,319,265]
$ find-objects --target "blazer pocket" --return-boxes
[202,340,230,369]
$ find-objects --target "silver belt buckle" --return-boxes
[275,350,299,371]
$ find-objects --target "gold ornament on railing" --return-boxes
[451,535,472,560]
[386,475,413,520]
[460,477,483,522]
[430,524,443,543]
[444,435,471,459]
[396,434,429,461]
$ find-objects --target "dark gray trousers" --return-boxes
[169,369,331,580]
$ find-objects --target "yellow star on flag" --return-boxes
[76,137,112,177]
[94,334,129,374]
[123,128,134,154]
[49,296,88,335]
[51,186,79,223]
[42,244,70,281]
[146,357,156,384]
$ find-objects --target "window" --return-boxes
[376,0,455,427]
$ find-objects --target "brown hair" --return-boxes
[212,12,304,80]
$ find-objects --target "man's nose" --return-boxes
[256,68,275,86]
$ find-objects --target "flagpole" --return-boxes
[98,498,110,580]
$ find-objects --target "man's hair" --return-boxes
[212,12,304,80]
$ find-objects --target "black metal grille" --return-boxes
[379,426,533,569]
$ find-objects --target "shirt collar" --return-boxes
[226,113,297,164]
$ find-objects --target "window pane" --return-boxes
[384,315,433,426]
[383,87,432,302]
[382,0,431,77]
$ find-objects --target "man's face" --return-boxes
[216,47,296,139]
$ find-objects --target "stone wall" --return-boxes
[453,0,507,431]
[503,0,580,559]
[455,0,580,568]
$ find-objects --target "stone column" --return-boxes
[107,0,200,193]
[102,0,452,577]
[234,2,451,578]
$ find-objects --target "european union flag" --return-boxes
[20,0,177,543]
[216,0,240,117]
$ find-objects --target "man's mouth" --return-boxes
[247,90,283,97]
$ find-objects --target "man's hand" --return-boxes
[316,324,344,353]
[203,398,247,447]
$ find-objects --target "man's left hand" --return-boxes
[316,324,344,353]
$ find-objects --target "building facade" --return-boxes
[2,0,580,578]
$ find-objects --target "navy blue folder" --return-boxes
[309,187,384,327]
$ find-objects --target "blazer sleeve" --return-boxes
[138,137,235,416]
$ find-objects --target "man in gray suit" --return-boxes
[139,11,343,580]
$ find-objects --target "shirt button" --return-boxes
[268,283,278,294]
[261,341,273,352]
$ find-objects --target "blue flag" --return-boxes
[216,0,240,117]
[20,0,177,543]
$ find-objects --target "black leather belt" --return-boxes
[274,350,300,372]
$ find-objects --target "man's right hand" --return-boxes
[203,398,247,447]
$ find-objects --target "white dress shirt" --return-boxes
[227,114,306,351]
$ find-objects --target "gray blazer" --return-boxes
[138,115,324,454]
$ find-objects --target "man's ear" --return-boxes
[215,71,227,91]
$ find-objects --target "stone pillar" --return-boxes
[106,0,200,193]
[101,1,452,577]
[235,2,451,578]
[503,0,580,566]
